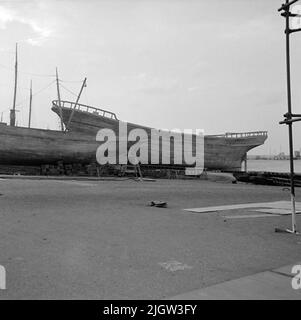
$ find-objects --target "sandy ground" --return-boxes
[0,178,300,299]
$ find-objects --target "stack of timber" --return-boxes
[233,171,301,187]
[0,165,41,176]
[0,163,106,177]
[41,163,103,176]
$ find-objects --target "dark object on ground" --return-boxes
[233,171,301,187]
[149,201,167,208]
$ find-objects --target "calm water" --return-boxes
[247,159,301,173]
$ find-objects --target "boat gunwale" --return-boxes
[52,100,118,120]
[53,101,268,146]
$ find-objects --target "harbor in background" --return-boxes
[247,159,301,173]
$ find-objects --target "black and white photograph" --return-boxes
[0,0,301,311]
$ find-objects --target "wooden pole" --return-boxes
[56,67,64,131]
[10,43,18,127]
[243,154,248,172]
[28,80,32,128]
[65,77,87,132]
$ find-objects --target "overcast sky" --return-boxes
[0,0,301,155]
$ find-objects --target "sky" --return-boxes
[0,0,301,155]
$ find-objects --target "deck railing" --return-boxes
[52,100,118,120]
[210,131,268,138]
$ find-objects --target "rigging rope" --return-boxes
[16,80,56,107]
[0,63,55,78]
[59,84,78,97]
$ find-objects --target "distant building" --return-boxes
[274,152,287,160]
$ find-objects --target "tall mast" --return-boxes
[65,77,87,132]
[10,43,18,127]
[55,67,64,131]
[28,80,32,128]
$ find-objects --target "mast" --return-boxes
[28,80,32,128]
[10,43,18,127]
[55,67,64,131]
[65,77,87,132]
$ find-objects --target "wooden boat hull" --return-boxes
[52,102,268,171]
[0,123,98,165]
[0,100,268,171]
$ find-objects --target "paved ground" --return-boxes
[170,262,301,300]
[0,178,301,299]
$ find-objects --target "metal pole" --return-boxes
[285,0,297,233]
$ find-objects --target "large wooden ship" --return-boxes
[50,100,268,171]
[0,99,267,171]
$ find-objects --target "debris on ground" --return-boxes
[148,200,167,208]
